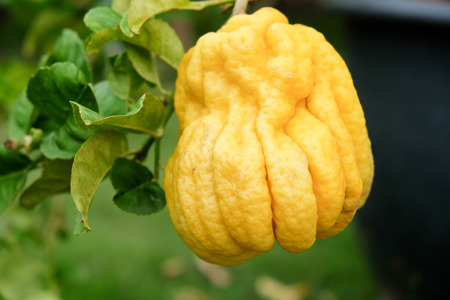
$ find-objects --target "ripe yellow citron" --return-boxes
[163,7,374,266]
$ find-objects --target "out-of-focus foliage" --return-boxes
[0,60,35,115]
[2,0,106,57]
[0,0,107,115]
[0,193,378,300]
[0,200,63,300]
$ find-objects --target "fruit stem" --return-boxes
[232,0,249,15]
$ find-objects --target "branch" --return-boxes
[232,0,249,16]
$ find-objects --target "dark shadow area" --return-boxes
[330,1,450,299]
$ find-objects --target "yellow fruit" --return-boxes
[163,7,374,266]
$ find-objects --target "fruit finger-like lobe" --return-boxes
[163,7,374,266]
[286,105,346,234]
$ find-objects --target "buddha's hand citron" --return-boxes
[163,7,374,266]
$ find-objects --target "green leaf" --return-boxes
[128,0,189,34]
[71,83,99,121]
[113,181,166,215]
[38,53,57,68]
[123,18,184,69]
[107,53,144,100]
[65,116,96,142]
[0,146,31,176]
[20,159,73,209]
[74,212,90,235]
[7,91,36,140]
[110,158,165,215]
[0,170,28,215]
[84,7,122,32]
[40,127,84,160]
[86,16,184,69]
[94,81,127,116]
[38,83,98,160]
[71,93,164,135]
[71,130,128,230]
[0,146,31,214]
[27,61,98,158]
[112,0,131,14]
[33,115,61,133]
[124,43,160,87]
[85,29,119,55]
[53,29,93,83]
[27,62,90,126]
[37,81,98,159]
[120,10,134,37]
[110,157,153,192]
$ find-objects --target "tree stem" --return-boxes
[134,136,155,162]
[232,0,249,15]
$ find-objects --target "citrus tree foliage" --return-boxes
[0,0,235,233]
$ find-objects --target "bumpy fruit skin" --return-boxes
[164,7,374,266]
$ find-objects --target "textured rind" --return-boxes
[163,7,374,266]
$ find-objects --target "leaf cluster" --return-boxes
[1,0,235,233]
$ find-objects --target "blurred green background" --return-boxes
[0,0,379,299]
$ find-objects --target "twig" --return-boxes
[232,0,249,15]
[185,0,236,10]
[135,136,156,162]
